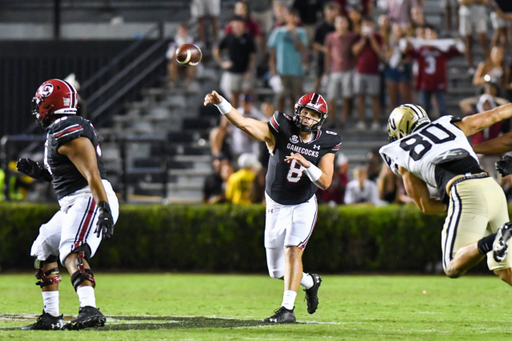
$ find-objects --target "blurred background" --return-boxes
[1,0,511,273]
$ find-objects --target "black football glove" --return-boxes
[496,155,512,177]
[95,201,114,239]
[16,158,52,182]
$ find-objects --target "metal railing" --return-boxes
[0,134,169,202]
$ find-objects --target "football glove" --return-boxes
[496,155,512,177]
[16,158,52,182]
[95,201,114,239]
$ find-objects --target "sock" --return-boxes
[77,286,96,308]
[281,290,297,310]
[477,233,497,254]
[42,291,59,317]
[300,273,314,289]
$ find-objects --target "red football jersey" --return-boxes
[406,45,461,92]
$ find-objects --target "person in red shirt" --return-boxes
[352,17,383,131]
[324,15,359,128]
[405,26,463,117]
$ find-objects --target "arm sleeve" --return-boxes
[326,134,343,154]
[267,111,282,141]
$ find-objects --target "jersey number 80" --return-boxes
[399,123,456,161]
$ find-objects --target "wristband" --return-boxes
[214,97,233,115]
[304,163,322,182]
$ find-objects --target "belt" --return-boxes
[445,172,489,197]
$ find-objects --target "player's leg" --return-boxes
[263,194,296,323]
[485,180,512,286]
[60,189,119,330]
[287,197,321,314]
[23,212,66,330]
[443,178,506,278]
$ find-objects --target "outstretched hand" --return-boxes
[285,152,311,168]
[204,91,223,106]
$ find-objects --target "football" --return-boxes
[175,44,202,66]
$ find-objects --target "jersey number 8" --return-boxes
[399,123,456,161]
[287,159,305,183]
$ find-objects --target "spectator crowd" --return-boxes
[175,0,512,206]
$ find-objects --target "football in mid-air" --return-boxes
[175,44,202,66]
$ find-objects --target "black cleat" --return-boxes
[66,306,106,330]
[304,273,322,314]
[22,311,65,330]
[494,223,512,263]
[263,306,296,324]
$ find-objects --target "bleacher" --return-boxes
[91,0,491,203]
[0,0,490,203]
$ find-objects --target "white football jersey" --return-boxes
[379,116,479,188]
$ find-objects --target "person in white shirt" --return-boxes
[344,167,382,205]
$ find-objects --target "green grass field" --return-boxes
[1,273,512,340]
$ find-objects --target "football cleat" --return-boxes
[21,311,65,330]
[493,222,512,263]
[66,306,106,330]
[263,306,296,324]
[304,273,322,314]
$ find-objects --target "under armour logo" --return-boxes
[313,145,320,150]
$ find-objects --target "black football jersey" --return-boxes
[265,111,342,205]
[44,115,107,200]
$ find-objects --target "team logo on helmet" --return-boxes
[387,104,430,142]
[38,84,54,98]
[294,93,328,132]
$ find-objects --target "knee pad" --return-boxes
[70,250,95,291]
[34,256,61,288]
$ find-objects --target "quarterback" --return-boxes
[380,103,512,284]
[204,91,342,323]
[17,79,119,330]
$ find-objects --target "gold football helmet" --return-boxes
[387,104,430,142]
